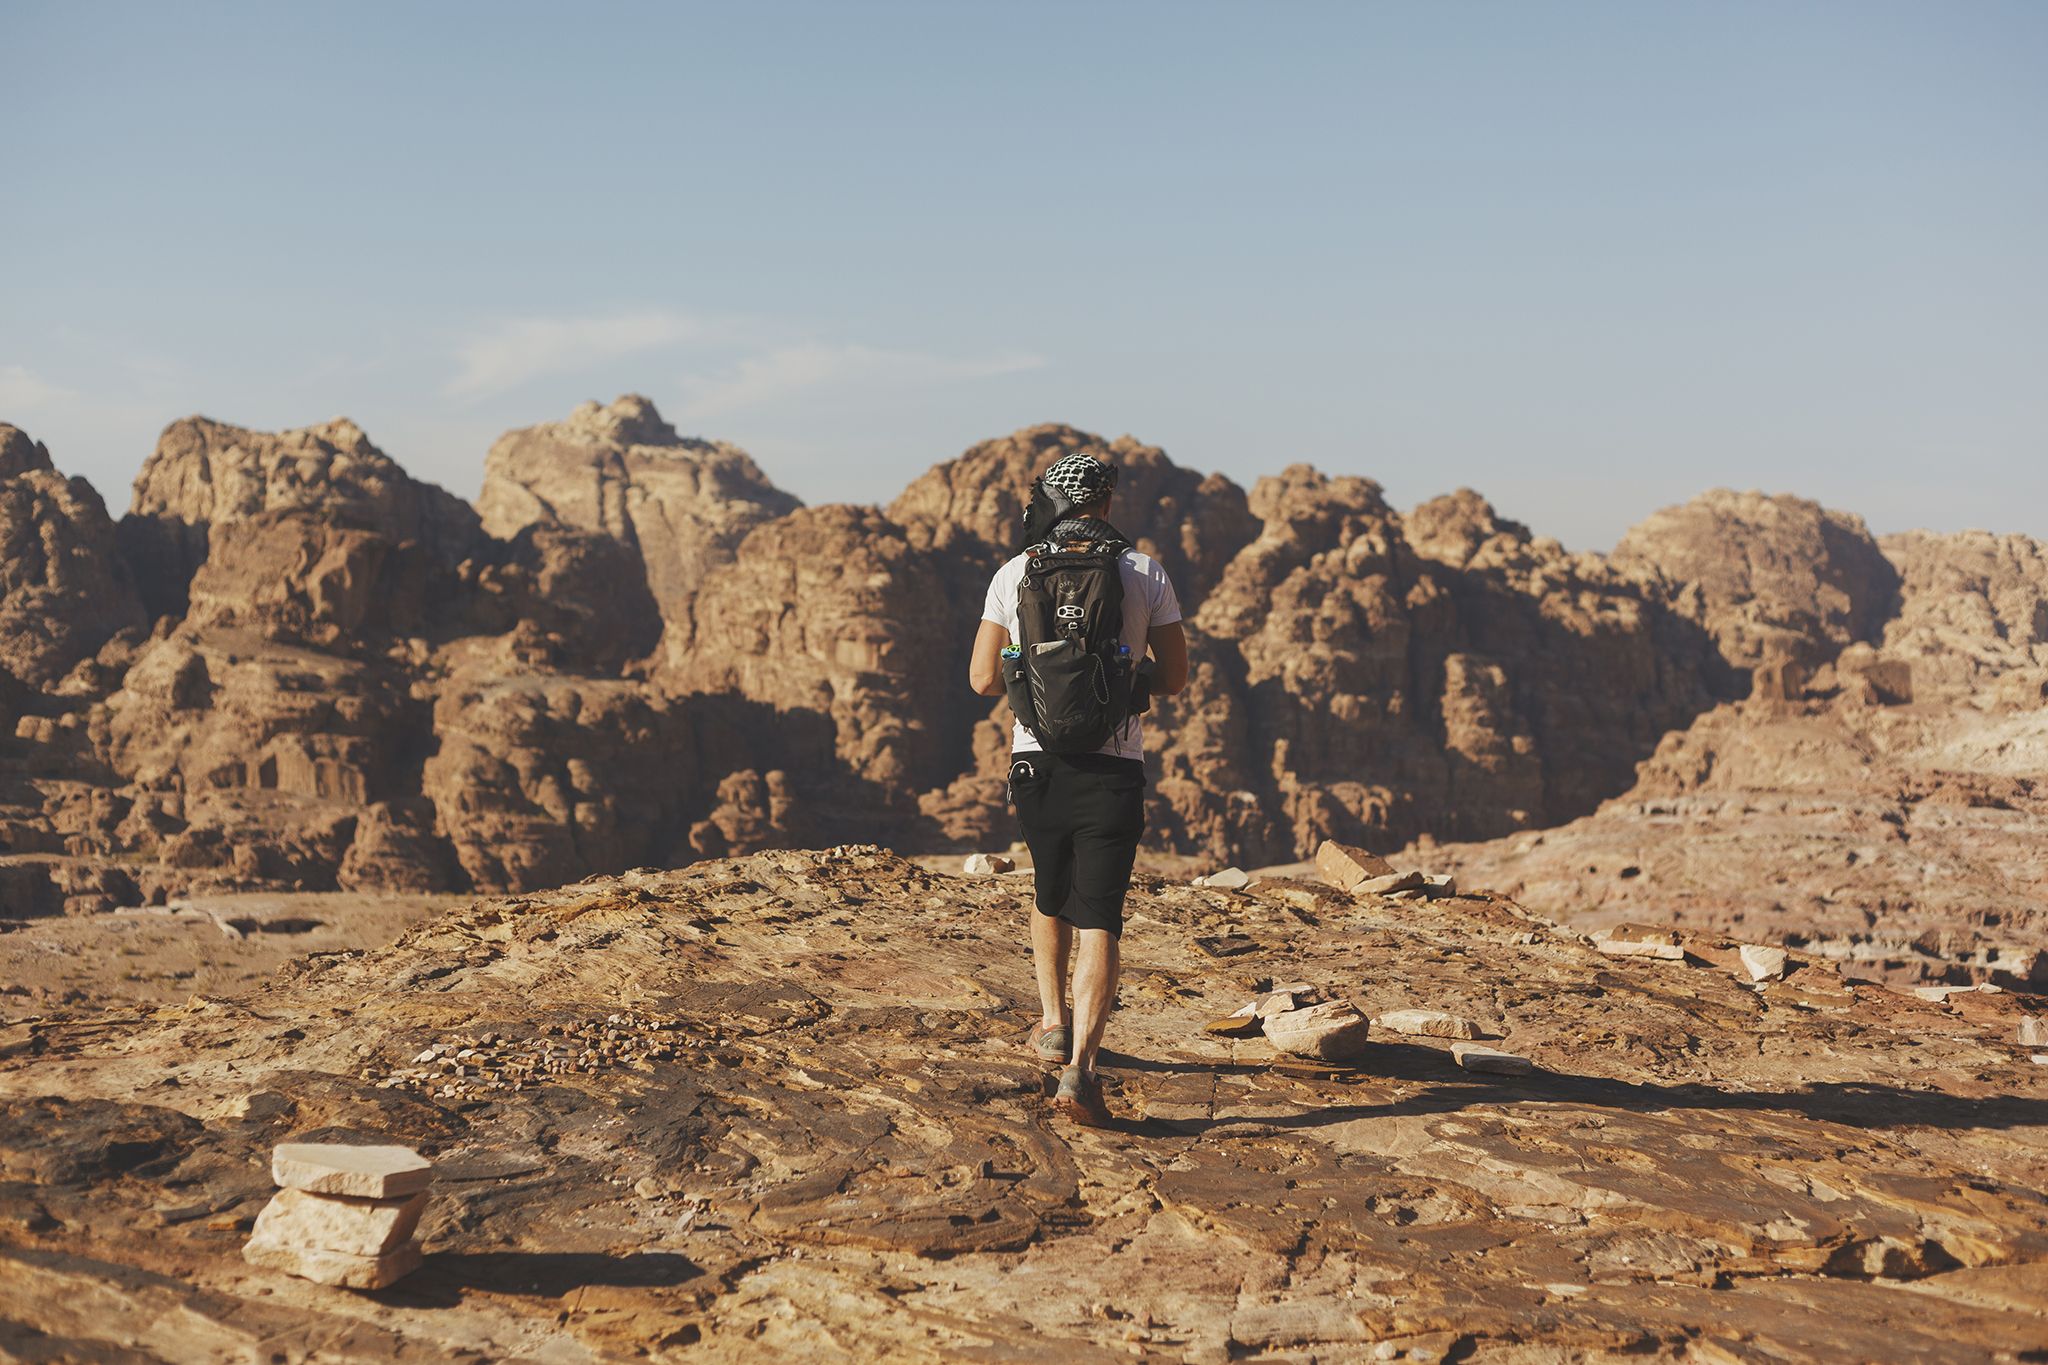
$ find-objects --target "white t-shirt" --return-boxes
[981,547,1183,761]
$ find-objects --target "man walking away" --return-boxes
[967,451,1188,1127]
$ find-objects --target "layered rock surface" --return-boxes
[2,849,2043,1360]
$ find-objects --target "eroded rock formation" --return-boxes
[0,402,2042,984]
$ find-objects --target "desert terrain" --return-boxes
[2,402,2046,1360]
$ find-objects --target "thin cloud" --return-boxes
[445,311,703,399]
[0,365,73,412]
[679,343,1044,419]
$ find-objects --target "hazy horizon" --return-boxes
[6,1,2044,550]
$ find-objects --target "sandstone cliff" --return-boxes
[0,402,2042,987]
[476,395,800,668]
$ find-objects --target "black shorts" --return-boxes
[1009,751,1146,937]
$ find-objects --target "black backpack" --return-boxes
[1002,516,1137,753]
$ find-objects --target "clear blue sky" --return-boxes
[5,1,2043,548]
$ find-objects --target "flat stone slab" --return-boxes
[272,1143,432,1199]
[244,1234,422,1290]
[1194,867,1252,890]
[1599,939,1685,961]
[249,1187,427,1257]
[1452,1043,1535,1076]
[1358,870,1424,897]
[1262,1001,1371,1062]
[1375,1008,1481,1040]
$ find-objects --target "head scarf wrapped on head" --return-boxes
[1021,451,1121,550]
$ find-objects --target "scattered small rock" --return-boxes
[961,853,1015,876]
[1374,1008,1482,1040]
[1739,945,1789,982]
[1451,1042,1534,1075]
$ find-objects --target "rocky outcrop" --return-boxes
[421,668,756,893]
[0,400,2041,998]
[0,425,146,688]
[671,504,954,795]
[1611,488,1901,682]
[476,395,799,665]
[120,416,481,620]
[1143,472,1722,863]
[1880,528,2048,702]
[1422,520,2048,989]
[888,421,1259,604]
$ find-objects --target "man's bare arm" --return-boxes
[969,619,1009,697]
[1147,620,1189,695]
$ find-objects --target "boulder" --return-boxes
[1261,1001,1371,1062]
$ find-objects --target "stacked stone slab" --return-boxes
[243,1143,433,1289]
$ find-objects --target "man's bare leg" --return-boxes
[1032,911,1073,1030]
[1068,928,1120,1074]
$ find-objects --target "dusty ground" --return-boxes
[2,847,2045,1363]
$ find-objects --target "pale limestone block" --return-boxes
[244,1235,422,1290]
[2017,1017,2048,1047]
[272,1143,432,1199]
[1357,871,1425,897]
[249,1187,427,1256]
